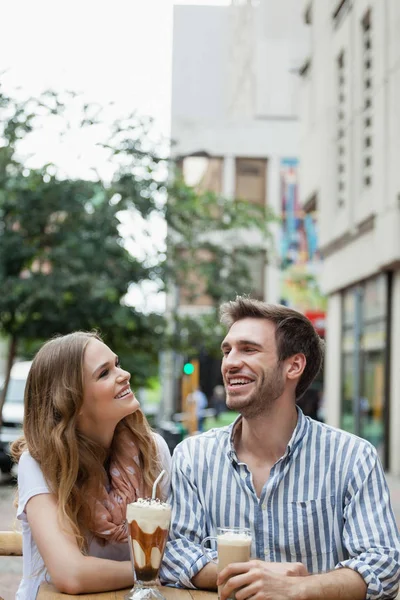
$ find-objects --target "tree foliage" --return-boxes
[0,89,161,419]
[0,85,273,420]
[164,173,274,358]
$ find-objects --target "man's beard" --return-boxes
[226,363,285,419]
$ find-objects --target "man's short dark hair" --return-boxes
[220,296,324,400]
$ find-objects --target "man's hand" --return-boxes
[217,560,308,600]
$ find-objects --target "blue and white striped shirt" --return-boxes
[160,409,400,599]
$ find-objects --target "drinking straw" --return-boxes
[152,469,166,500]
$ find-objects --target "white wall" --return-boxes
[300,0,400,469]
[301,0,400,296]
[172,6,228,127]
[256,0,310,119]
[171,0,308,308]
[171,1,308,160]
[170,120,301,162]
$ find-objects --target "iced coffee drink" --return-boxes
[217,530,252,599]
[126,498,171,599]
[201,527,252,600]
[217,530,252,572]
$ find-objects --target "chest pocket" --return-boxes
[286,495,336,560]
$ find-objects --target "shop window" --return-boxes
[341,274,388,461]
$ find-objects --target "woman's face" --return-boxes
[78,338,140,438]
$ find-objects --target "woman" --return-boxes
[11,331,171,599]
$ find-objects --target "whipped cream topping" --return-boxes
[127,498,171,532]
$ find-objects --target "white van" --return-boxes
[0,360,32,475]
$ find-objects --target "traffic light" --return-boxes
[183,362,195,375]
[181,358,199,435]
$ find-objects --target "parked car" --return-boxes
[0,361,31,475]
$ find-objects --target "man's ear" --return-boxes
[285,354,306,381]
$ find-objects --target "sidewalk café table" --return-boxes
[38,582,218,599]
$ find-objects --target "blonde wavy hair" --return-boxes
[11,331,162,551]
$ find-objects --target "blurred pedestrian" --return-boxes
[211,384,226,420]
[11,331,171,599]
[190,386,208,432]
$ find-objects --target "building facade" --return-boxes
[300,0,400,472]
[160,0,310,420]
[171,0,309,308]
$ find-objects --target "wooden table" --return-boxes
[38,582,217,599]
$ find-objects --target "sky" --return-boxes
[1,0,231,142]
[0,0,231,311]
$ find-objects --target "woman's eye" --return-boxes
[99,369,109,378]
[116,359,121,368]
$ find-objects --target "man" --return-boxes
[160,297,400,599]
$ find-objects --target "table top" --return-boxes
[38,583,217,599]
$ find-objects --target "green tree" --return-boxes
[102,116,274,358]
[0,86,273,421]
[0,164,161,418]
[0,90,161,420]
[163,173,273,358]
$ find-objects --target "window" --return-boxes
[235,158,267,206]
[337,51,347,207]
[332,0,351,29]
[341,274,388,462]
[361,9,372,189]
[181,156,223,194]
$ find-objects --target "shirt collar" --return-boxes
[285,406,308,457]
[227,415,242,462]
[227,406,309,463]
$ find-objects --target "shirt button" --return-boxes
[262,502,267,510]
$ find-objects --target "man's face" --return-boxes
[221,318,285,418]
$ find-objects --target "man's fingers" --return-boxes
[218,560,308,584]
[219,569,265,600]
[217,560,255,584]
[234,580,264,600]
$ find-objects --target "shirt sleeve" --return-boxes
[336,443,400,600]
[159,439,217,588]
[17,451,51,521]
[153,432,172,501]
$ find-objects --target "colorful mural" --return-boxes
[279,158,327,314]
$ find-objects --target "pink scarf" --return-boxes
[88,426,146,544]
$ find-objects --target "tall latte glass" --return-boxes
[125,498,171,600]
[201,526,252,600]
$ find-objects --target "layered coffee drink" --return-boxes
[126,498,171,584]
